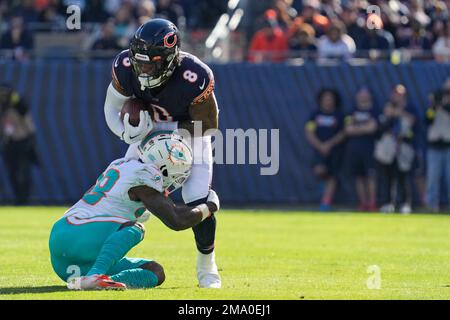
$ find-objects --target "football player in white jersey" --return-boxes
[48,132,220,290]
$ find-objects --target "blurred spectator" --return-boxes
[114,4,137,49]
[426,1,449,22]
[10,0,38,23]
[82,0,110,23]
[92,20,122,52]
[339,4,366,48]
[136,0,155,22]
[433,20,450,62]
[377,3,404,44]
[305,89,346,211]
[409,0,431,27]
[288,22,317,58]
[155,0,185,28]
[430,18,446,43]
[0,1,7,29]
[319,0,342,21]
[38,1,67,31]
[0,83,39,205]
[248,17,288,63]
[344,88,379,212]
[317,20,356,60]
[273,0,297,30]
[0,16,34,60]
[375,85,417,214]
[358,14,395,56]
[104,0,123,16]
[42,0,68,17]
[300,0,330,37]
[425,80,450,212]
[397,19,433,52]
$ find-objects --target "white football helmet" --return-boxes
[138,131,193,194]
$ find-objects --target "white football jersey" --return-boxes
[64,158,163,224]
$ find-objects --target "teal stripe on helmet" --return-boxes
[140,130,174,148]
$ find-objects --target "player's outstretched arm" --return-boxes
[129,186,219,231]
[104,82,130,138]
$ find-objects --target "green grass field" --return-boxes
[1,207,450,300]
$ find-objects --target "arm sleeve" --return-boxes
[104,82,129,138]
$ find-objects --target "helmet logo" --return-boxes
[163,32,177,48]
[165,141,187,164]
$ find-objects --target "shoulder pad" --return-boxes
[112,50,133,96]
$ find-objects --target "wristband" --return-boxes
[197,204,210,221]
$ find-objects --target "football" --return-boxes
[120,98,148,126]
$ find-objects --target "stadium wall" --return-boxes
[1,60,450,205]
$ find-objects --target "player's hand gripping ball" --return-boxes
[120,98,154,144]
[120,98,148,126]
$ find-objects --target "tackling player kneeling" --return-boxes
[48,132,220,290]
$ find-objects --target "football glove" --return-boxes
[206,189,220,213]
[122,110,153,144]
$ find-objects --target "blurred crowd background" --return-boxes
[0,0,449,213]
[3,0,450,62]
[304,82,450,214]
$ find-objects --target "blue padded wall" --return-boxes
[1,61,449,205]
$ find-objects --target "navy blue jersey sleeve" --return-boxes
[178,53,215,105]
[111,50,134,97]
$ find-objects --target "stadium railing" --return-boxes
[0,48,442,64]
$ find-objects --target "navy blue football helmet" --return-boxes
[129,19,181,89]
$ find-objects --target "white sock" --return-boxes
[197,251,218,272]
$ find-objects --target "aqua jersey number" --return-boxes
[82,169,120,205]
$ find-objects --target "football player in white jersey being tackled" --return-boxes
[48,132,220,290]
